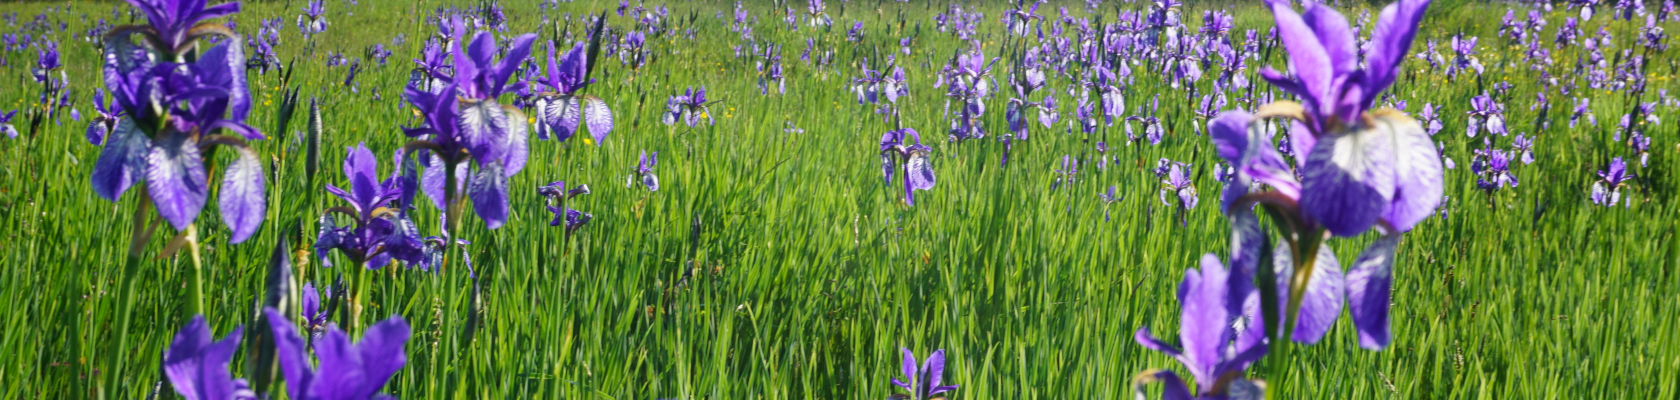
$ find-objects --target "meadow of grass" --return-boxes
[0,0,1676,398]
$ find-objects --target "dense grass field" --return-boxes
[0,0,1677,398]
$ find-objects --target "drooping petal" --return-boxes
[457,98,510,165]
[905,153,936,191]
[1372,111,1443,232]
[467,162,509,229]
[500,105,529,175]
[1346,231,1400,349]
[583,94,614,144]
[1273,241,1345,344]
[1299,123,1396,237]
[310,328,369,399]
[218,145,266,244]
[147,131,210,230]
[91,118,148,201]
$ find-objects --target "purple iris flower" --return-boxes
[629,150,659,192]
[1570,98,1597,127]
[315,144,424,269]
[1592,157,1633,207]
[1159,162,1198,212]
[297,0,327,39]
[1133,254,1267,400]
[162,315,255,400]
[1205,0,1439,350]
[1416,103,1442,135]
[534,41,613,144]
[1099,185,1123,221]
[0,110,18,139]
[93,0,265,243]
[301,281,331,341]
[32,40,60,84]
[1473,149,1517,192]
[540,181,592,234]
[1052,155,1078,189]
[264,307,411,400]
[1466,93,1507,137]
[846,21,864,41]
[662,86,714,127]
[880,128,936,206]
[1447,34,1483,77]
[402,25,536,230]
[887,348,957,400]
[1512,134,1535,164]
[1629,132,1651,167]
[757,43,785,95]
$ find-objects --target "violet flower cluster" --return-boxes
[90,0,267,243]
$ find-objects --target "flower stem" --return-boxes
[103,187,154,400]
[184,223,204,319]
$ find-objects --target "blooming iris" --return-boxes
[880,129,936,206]
[0,110,17,139]
[1159,161,1198,213]
[1592,157,1633,207]
[1465,93,1507,137]
[93,0,266,243]
[663,86,714,127]
[402,24,536,230]
[887,348,957,400]
[1205,0,1440,350]
[625,150,660,192]
[540,181,592,234]
[265,307,412,400]
[534,41,613,144]
[315,144,424,269]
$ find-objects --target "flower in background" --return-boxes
[162,316,254,400]
[880,128,936,206]
[1417,103,1442,136]
[535,41,614,144]
[1512,134,1536,164]
[0,110,17,139]
[92,0,267,243]
[1629,132,1651,167]
[629,150,660,192]
[1592,157,1633,207]
[1570,97,1597,127]
[1051,155,1078,189]
[298,0,328,39]
[1158,161,1197,213]
[1466,93,1507,137]
[888,348,958,400]
[540,181,592,235]
[401,22,537,230]
[663,86,714,127]
[1133,254,1267,400]
[1100,185,1123,221]
[265,307,411,400]
[1473,148,1518,193]
[300,281,331,341]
